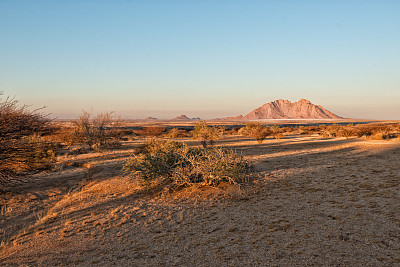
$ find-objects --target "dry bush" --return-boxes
[165,128,190,138]
[134,126,166,137]
[0,92,56,181]
[319,124,343,138]
[224,127,241,135]
[273,133,285,140]
[191,121,224,148]
[369,132,386,140]
[354,124,394,140]
[239,122,272,143]
[123,139,254,191]
[318,123,397,140]
[306,125,320,133]
[298,125,319,135]
[337,125,358,139]
[280,127,296,134]
[270,125,285,140]
[0,93,49,139]
[270,125,280,134]
[355,126,374,137]
[297,126,308,135]
[59,111,122,151]
[0,135,56,176]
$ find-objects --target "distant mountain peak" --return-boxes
[240,99,342,120]
[172,115,201,121]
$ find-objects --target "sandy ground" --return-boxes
[1,135,400,266]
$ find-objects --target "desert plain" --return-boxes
[1,120,400,266]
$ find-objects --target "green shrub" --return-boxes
[123,139,253,189]
[191,121,224,148]
[239,122,272,143]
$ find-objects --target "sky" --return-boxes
[1,0,399,120]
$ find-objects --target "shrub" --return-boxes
[337,126,357,139]
[0,93,49,139]
[0,92,56,180]
[319,124,342,138]
[239,122,272,143]
[123,139,253,190]
[273,133,285,140]
[281,127,295,134]
[191,121,224,148]
[0,134,56,175]
[298,126,319,135]
[165,128,190,138]
[62,111,122,151]
[270,125,284,140]
[369,132,386,140]
[224,127,241,136]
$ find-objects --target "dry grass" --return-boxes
[41,176,138,220]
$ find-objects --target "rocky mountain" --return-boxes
[172,115,201,121]
[239,99,342,120]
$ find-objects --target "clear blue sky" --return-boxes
[1,0,399,119]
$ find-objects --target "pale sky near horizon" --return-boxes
[1,0,399,120]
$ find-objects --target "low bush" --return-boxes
[320,124,344,138]
[0,134,56,175]
[273,133,285,140]
[337,126,357,139]
[369,132,386,140]
[239,122,272,143]
[0,92,56,181]
[270,126,285,140]
[191,121,224,148]
[298,126,319,135]
[165,128,191,138]
[59,111,122,151]
[123,139,254,190]
[224,127,241,135]
[281,127,295,133]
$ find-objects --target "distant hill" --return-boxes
[144,117,158,121]
[227,99,342,120]
[171,115,201,121]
